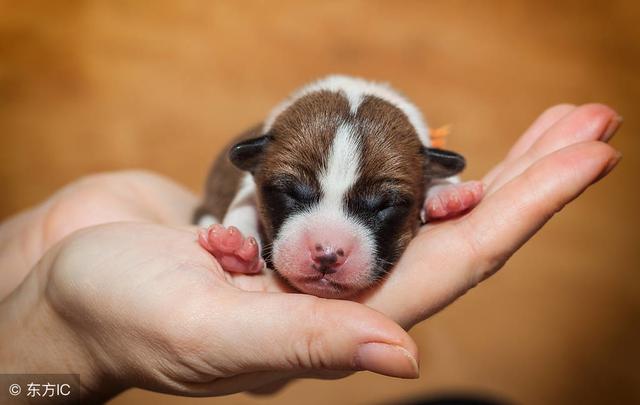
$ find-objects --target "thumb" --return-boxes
[208,291,419,379]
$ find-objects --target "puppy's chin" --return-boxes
[286,275,365,299]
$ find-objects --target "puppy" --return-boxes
[194,75,483,298]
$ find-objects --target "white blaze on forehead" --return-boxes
[319,123,361,210]
[263,74,431,146]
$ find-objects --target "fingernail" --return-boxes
[354,343,419,379]
[596,151,622,182]
[601,115,623,142]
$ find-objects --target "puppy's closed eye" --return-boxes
[282,182,319,205]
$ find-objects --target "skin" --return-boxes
[0,104,622,402]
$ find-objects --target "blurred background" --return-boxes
[1,1,638,404]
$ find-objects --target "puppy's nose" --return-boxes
[311,243,346,274]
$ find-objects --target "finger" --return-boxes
[197,291,419,380]
[484,104,576,184]
[486,104,621,194]
[369,141,621,328]
[464,141,620,281]
[505,104,578,162]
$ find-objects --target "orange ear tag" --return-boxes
[429,124,451,149]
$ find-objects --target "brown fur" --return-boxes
[349,95,426,246]
[193,123,263,223]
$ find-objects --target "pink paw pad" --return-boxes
[422,181,484,222]
[198,224,264,274]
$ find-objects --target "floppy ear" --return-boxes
[228,135,271,172]
[422,147,466,178]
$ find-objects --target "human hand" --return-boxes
[0,221,419,401]
[0,171,201,300]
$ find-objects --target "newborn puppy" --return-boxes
[195,75,483,298]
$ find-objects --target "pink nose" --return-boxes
[310,243,347,274]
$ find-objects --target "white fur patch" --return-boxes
[318,123,361,211]
[223,173,261,242]
[197,214,219,227]
[263,75,431,146]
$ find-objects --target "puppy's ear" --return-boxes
[229,135,271,172]
[422,147,466,178]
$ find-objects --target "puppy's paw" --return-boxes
[198,224,264,273]
[421,181,484,222]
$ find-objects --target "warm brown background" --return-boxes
[1,1,638,404]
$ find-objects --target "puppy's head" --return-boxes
[230,80,464,298]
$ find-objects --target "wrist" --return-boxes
[0,258,120,403]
